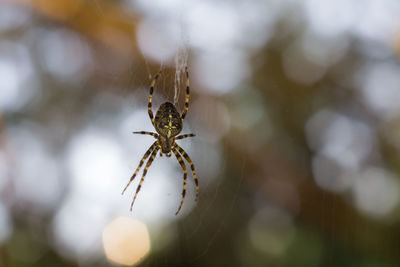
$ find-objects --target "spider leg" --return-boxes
[148,70,162,125]
[172,148,188,215]
[133,131,158,138]
[130,146,159,210]
[175,133,196,140]
[181,66,190,120]
[175,144,199,201]
[122,141,158,194]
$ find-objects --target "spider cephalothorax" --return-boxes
[122,67,199,215]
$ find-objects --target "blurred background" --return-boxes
[1,0,400,266]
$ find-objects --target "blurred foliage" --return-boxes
[1,0,400,267]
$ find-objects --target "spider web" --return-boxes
[135,31,245,267]
[117,2,246,265]
[172,0,189,107]
[173,48,188,106]
[188,157,246,263]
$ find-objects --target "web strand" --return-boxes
[174,47,188,106]
[173,8,189,106]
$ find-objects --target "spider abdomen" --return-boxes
[154,102,183,138]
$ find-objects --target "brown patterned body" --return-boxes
[154,102,182,154]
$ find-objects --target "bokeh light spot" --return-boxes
[103,217,150,266]
[248,206,295,256]
[353,167,399,218]
[137,19,179,62]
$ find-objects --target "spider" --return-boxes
[122,67,199,215]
